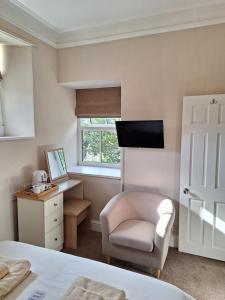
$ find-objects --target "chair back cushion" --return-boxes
[121,191,174,225]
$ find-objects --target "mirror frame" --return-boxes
[45,147,69,183]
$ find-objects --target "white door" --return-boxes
[179,94,225,261]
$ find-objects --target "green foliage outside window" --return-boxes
[81,118,120,165]
[82,130,101,162]
[102,131,120,163]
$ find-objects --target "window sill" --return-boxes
[68,165,121,179]
[0,136,35,141]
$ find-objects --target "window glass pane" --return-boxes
[82,130,101,163]
[80,118,121,166]
[80,117,121,127]
[106,117,120,125]
[90,118,107,124]
[80,118,91,126]
[102,131,120,164]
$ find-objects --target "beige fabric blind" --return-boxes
[75,87,121,117]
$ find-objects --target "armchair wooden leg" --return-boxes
[154,269,161,279]
[106,256,111,264]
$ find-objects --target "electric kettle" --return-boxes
[32,170,48,185]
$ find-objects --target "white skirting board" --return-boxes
[90,220,178,248]
[90,220,102,233]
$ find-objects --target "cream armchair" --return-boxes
[100,191,175,278]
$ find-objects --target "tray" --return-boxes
[17,184,58,200]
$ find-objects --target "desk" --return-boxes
[17,179,86,251]
[40,179,83,200]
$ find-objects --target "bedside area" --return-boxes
[17,179,84,251]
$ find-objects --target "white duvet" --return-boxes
[0,241,194,300]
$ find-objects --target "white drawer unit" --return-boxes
[44,194,63,216]
[45,223,64,251]
[17,193,64,251]
[45,209,63,233]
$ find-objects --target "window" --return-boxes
[78,117,121,168]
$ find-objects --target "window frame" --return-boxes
[78,118,121,169]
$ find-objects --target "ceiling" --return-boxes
[0,0,225,48]
[9,0,224,32]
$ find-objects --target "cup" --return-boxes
[32,185,41,194]
[40,183,46,192]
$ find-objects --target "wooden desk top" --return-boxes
[17,179,82,201]
[41,179,82,201]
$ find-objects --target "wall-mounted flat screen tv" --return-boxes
[115,120,164,148]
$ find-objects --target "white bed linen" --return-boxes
[0,241,194,300]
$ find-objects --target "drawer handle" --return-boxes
[54,218,58,222]
[54,203,58,207]
[54,238,58,241]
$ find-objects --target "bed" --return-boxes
[0,241,194,300]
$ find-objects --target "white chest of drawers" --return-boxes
[17,193,64,251]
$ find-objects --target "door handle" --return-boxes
[210,98,218,104]
[183,188,190,194]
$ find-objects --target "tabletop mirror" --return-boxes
[46,148,69,183]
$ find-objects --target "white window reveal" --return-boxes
[0,37,35,140]
[0,76,4,136]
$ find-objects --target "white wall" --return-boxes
[0,45,34,137]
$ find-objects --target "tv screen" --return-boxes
[115,120,164,148]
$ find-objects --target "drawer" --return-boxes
[45,223,63,251]
[45,209,63,233]
[44,194,63,216]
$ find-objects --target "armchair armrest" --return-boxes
[155,212,175,246]
[153,210,175,270]
[154,198,175,247]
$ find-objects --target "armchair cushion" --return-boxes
[109,220,155,252]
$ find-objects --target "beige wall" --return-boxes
[59,24,225,232]
[69,174,120,222]
[1,18,225,240]
[0,19,77,240]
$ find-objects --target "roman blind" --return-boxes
[75,87,121,117]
